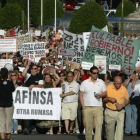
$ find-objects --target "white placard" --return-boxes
[35,30,41,36]
[81,61,93,70]
[0,59,13,69]
[109,65,121,70]
[0,30,4,36]
[0,38,17,52]
[16,34,33,51]
[63,30,84,63]
[58,48,75,56]
[13,87,62,120]
[22,42,46,62]
[94,55,106,74]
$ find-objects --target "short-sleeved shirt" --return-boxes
[80,78,106,106]
[106,84,129,110]
[62,80,80,103]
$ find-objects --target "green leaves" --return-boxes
[69,2,107,34]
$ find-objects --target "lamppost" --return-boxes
[55,0,56,33]
[121,0,124,37]
[41,0,43,26]
[27,0,30,31]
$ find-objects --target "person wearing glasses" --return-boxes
[23,64,43,135]
[79,66,106,140]
[60,71,80,134]
[0,68,15,140]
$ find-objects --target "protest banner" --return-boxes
[0,59,13,69]
[22,42,46,62]
[0,38,17,52]
[82,26,140,75]
[83,25,108,51]
[81,61,93,70]
[16,34,33,50]
[58,48,75,56]
[13,87,62,120]
[63,30,84,63]
[94,55,106,74]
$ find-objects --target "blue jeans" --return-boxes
[11,119,18,132]
[125,104,137,134]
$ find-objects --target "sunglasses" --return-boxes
[32,68,37,70]
[91,72,99,75]
[11,74,16,76]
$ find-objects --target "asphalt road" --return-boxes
[11,134,140,140]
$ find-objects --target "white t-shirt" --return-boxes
[80,78,106,106]
[62,80,80,103]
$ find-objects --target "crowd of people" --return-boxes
[0,25,140,140]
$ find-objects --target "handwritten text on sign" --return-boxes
[82,26,140,74]
[22,42,46,61]
[63,30,84,63]
[13,87,62,120]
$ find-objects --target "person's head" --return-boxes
[90,66,99,80]
[30,64,38,76]
[44,73,52,83]
[1,68,8,80]
[114,76,122,89]
[73,69,79,76]
[66,71,74,83]
[11,70,19,81]
[59,72,66,82]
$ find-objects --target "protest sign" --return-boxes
[13,87,62,120]
[58,48,75,56]
[22,42,46,62]
[0,59,13,69]
[83,26,108,51]
[109,64,121,70]
[82,26,140,75]
[94,55,106,74]
[0,30,4,36]
[16,34,33,50]
[63,30,84,63]
[0,38,17,52]
[81,61,93,70]
[35,30,41,36]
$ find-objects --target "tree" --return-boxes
[69,2,107,34]
[0,3,26,29]
[30,0,64,27]
[115,0,136,17]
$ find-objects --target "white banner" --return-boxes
[94,55,106,74]
[0,38,17,52]
[0,59,13,69]
[63,30,84,63]
[13,87,62,120]
[16,34,33,51]
[109,64,121,70]
[22,42,46,62]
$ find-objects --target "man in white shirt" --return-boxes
[60,71,79,134]
[80,66,106,140]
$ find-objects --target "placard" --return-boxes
[13,87,62,120]
[0,38,17,52]
[109,64,121,70]
[82,26,140,74]
[94,55,106,74]
[81,61,93,70]
[63,30,84,63]
[0,59,13,69]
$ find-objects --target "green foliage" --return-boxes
[69,2,107,34]
[30,0,64,26]
[0,3,26,29]
[115,0,136,17]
